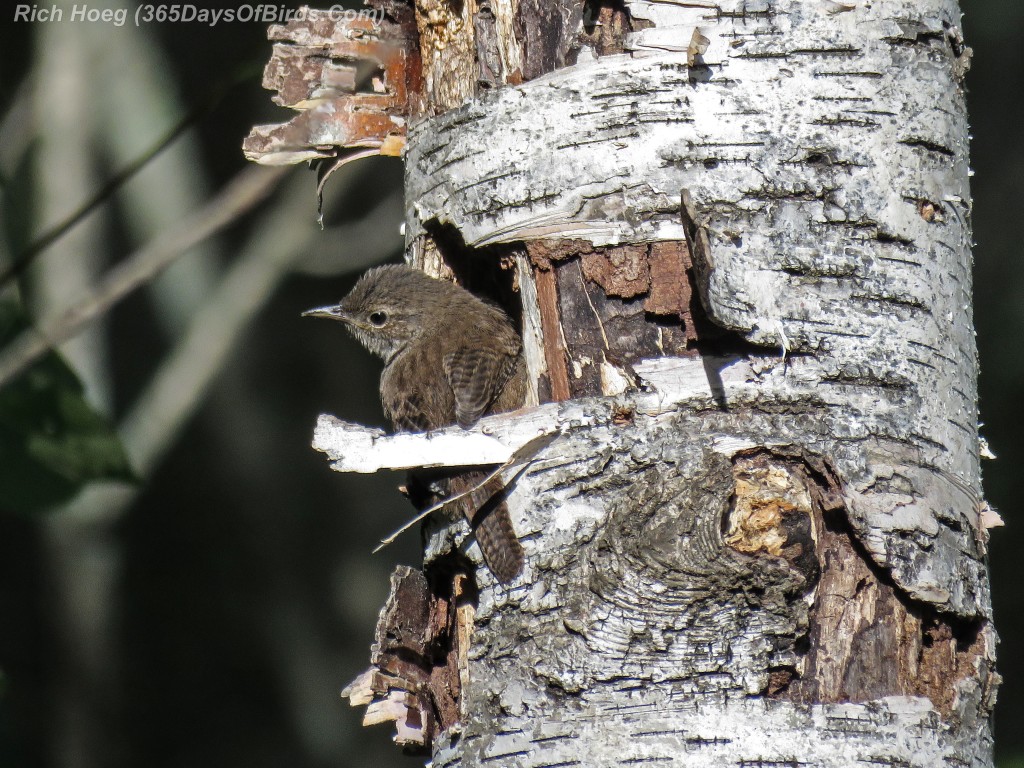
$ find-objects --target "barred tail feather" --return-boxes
[449,472,524,583]
[472,501,525,584]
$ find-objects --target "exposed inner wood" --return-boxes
[340,564,478,750]
[725,452,820,591]
[413,0,478,112]
[531,264,571,402]
[513,0,585,81]
[723,450,994,716]
[474,0,524,87]
[783,461,992,716]
[578,0,651,57]
[525,238,708,398]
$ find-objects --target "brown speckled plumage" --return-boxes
[305,265,526,583]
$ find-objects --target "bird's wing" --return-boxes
[443,346,516,428]
[382,378,435,432]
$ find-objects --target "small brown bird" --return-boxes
[304,264,527,582]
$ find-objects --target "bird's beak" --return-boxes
[302,304,346,320]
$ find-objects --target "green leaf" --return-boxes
[0,301,135,515]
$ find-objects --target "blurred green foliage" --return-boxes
[0,301,134,515]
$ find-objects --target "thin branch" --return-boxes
[372,433,556,552]
[54,175,400,526]
[0,164,290,389]
[0,64,259,289]
[121,179,400,477]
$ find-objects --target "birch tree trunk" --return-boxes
[249,1,997,765]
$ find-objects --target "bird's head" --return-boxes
[302,264,439,362]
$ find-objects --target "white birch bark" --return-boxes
[317,0,996,765]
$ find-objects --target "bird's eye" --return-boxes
[369,311,388,327]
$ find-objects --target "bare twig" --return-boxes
[121,171,317,476]
[56,171,400,526]
[0,64,259,289]
[371,433,556,553]
[0,165,290,389]
[121,175,399,476]
[373,465,511,553]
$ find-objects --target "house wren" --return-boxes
[304,264,527,583]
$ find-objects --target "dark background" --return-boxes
[968,2,1024,764]
[0,2,1021,766]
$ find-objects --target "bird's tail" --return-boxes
[449,471,524,584]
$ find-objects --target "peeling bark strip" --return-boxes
[243,6,420,166]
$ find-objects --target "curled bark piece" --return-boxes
[243,7,420,166]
